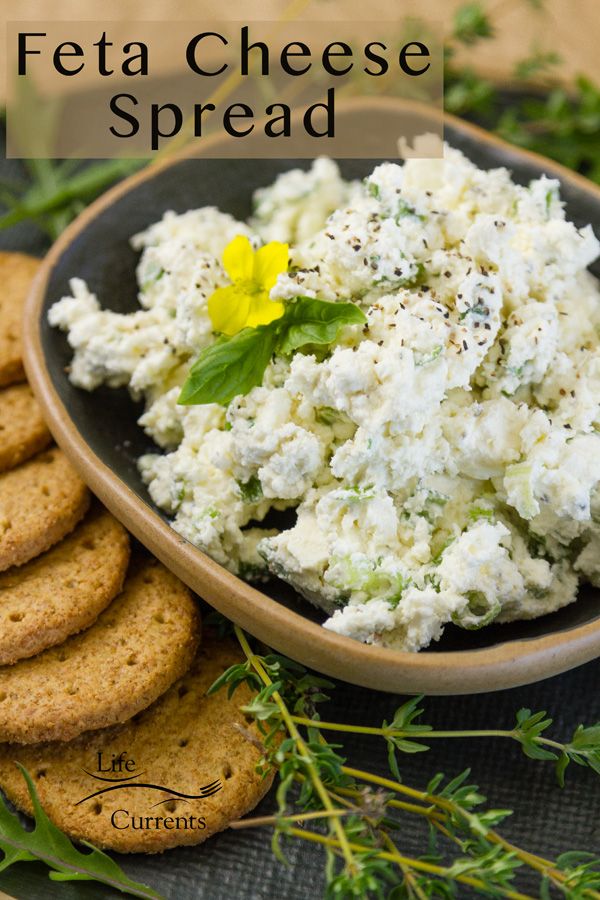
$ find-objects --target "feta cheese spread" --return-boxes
[49,148,600,652]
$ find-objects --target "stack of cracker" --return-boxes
[0,253,272,853]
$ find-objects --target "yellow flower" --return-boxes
[208,235,287,336]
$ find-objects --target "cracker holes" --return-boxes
[41,485,50,497]
[177,685,190,699]
[36,769,46,779]
[56,650,68,662]
[9,612,23,622]
[82,540,96,551]
[163,800,177,813]
[222,763,233,780]
[93,801,102,815]
[126,654,137,666]
[178,738,189,748]
[0,693,6,703]
[143,575,154,585]
[153,612,166,624]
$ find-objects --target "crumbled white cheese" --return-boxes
[50,151,600,652]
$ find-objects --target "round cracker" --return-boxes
[0,635,272,853]
[0,505,130,666]
[0,383,51,473]
[0,557,200,743]
[0,446,90,572]
[0,252,41,388]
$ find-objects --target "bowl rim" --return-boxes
[22,99,600,694]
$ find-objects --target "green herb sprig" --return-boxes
[1,74,145,240]
[2,628,599,898]
[0,765,162,899]
[0,158,144,240]
[178,297,366,406]
[445,2,600,183]
[212,625,600,900]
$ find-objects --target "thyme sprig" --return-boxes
[0,157,144,240]
[445,2,600,182]
[290,701,600,787]
[213,625,600,899]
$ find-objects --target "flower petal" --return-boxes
[245,292,285,329]
[208,285,251,336]
[253,241,289,291]
[222,235,254,283]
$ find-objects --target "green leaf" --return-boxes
[387,740,402,782]
[0,766,161,898]
[179,297,365,407]
[391,738,430,755]
[555,751,570,787]
[556,851,600,870]
[513,708,559,763]
[0,158,144,239]
[452,2,493,45]
[237,475,263,503]
[513,49,561,81]
[178,324,278,406]
[540,875,552,900]
[395,198,425,222]
[444,67,495,116]
[278,297,366,355]
[389,695,432,736]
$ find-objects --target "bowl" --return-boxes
[23,103,600,694]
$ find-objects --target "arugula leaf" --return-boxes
[278,297,366,355]
[0,765,161,899]
[178,325,278,406]
[179,297,366,406]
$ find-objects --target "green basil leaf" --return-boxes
[278,297,366,355]
[178,324,278,406]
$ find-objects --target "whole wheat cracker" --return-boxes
[0,252,41,387]
[0,383,51,473]
[0,557,200,743]
[0,634,272,853]
[0,505,130,666]
[0,447,90,572]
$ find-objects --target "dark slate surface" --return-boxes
[1,662,599,899]
[1,146,599,900]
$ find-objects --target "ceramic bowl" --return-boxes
[23,104,600,694]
